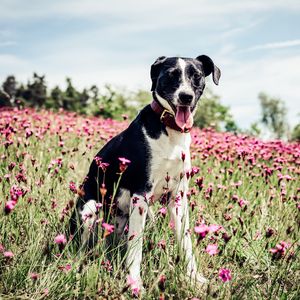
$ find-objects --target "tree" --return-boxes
[20,73,47,108]
[291,114,300,142]
[258,92,288,139]
[47,86,64,109]
[291,124,300,142]
[247,122,261,137]
[0,89,11,107]
[79,88,89,110]
[2,75,17,105]
[194,88,238,132]
[62,77,80,111]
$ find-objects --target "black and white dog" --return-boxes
[69,55,221,290]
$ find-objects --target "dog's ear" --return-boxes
[196,55,221,85]
[150,56,167,91]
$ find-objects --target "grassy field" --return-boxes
[0,107,299,299]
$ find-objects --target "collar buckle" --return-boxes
[160,109,171,122]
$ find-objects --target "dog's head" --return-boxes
[150,55,221,130]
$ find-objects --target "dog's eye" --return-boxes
[168,69,180,78]
[162,70,181,88]
[192,73,202,86]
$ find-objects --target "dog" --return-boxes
[69,55,221,291]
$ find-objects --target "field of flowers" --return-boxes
[0,107,299,299]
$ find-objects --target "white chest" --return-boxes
[144,128,191,199]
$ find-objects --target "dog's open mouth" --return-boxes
[175,105,194,131]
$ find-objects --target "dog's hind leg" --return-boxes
[69,198,99,249]
[79,199,99,249]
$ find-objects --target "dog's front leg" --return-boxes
[168,180,207,284]
[126,193,149,291]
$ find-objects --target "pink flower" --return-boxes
[218,268,232,282]
[69,181,77,193]
[127,275,140,296]
[238,198,249,208]
[157,239,166,250]
[190,166,200,177]
[54,234,67,245]
[270,241,291,258]
[208,224,223,233]
[58,263,72,272]
[10,185,24,201]
[99,162,110,172]
[95,157,110,172]
[118,157,131,173]
[4,200,17,214]
[3,251,14,258]
[29,272,39,280]
[158,274,166,290]
[205,244,219,256]
[0,244,4,252]
[195,176,204,189]
[158,207,167,217]
[169,220,175,230]
[194,224,209,239]
[102,223,114,235]
[64,263,72,271]
[101,259,113,272]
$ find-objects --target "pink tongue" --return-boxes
[175,106,193,130]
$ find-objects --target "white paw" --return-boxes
[127,275,144,296]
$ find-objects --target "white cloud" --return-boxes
[216,53,300,128]
[1,0,300,22]
[243,39,300,52]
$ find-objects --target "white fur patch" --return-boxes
[175,58,195,104]
[117,188,130,214]
[144,127,191,199]
[80,199,98,245]
[155,93,175,115]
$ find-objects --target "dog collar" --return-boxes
[150,99,191,133]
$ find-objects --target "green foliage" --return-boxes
[0,73,237,132]
[247,122,262,137]
[23,73,47,107]
[73,85,152,120]
[0,89,11,107]
[86,84,132,119]
[258,92,289,139]
[194,88,238,132]
[0,74,153,121]
[291,123,300,142]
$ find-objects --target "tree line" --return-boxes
[0,73,299,141]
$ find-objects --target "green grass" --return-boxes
[0,108,299,299]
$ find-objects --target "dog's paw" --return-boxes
[127,275,144,297]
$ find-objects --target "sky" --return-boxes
[0,0,300,129]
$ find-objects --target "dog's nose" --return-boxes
[178,92,193,105]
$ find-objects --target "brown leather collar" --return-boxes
[150,99,191,133]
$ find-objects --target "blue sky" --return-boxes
[1,0,300,129]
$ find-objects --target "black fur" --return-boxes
[69,105,166,246]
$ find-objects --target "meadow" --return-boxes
[0,107,299,299]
